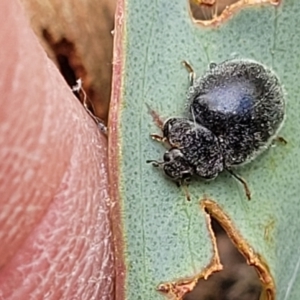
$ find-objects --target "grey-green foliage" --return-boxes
[118,0,300,298]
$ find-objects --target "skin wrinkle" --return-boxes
[0,1,114,299]
[0,8,64,263]
[0,120,114,300]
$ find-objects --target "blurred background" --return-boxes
[19,0,262,299]
[20,0,239,123]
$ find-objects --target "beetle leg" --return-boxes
[176,180,191,201]
[182,184,191,201]
[146,103,164,129]
[150,134,167,142]
[275,136,287,145]
[182,60,196,86]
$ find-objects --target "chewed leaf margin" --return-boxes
[190,0,280,26]
[157,198,275,300]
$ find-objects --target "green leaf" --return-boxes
[109,0,300,299]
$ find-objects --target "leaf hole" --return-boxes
[188,0,280,26]
[189,0,239,20]
[157,200,275,299]
[183,216,263,300]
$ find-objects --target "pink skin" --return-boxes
[0,1,114,299]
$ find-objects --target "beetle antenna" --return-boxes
[226,168,251,200]
[146,160,163,167]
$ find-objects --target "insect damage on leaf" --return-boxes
[189,0,281,26]
[157,201,222,298]
[157,198,275,300]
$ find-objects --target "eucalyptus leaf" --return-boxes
[109,0,300,299]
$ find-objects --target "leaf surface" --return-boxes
[109,0,300,299]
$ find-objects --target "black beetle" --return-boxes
[147,59,286,200]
